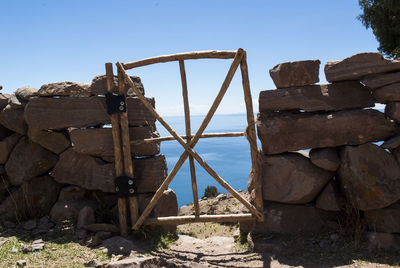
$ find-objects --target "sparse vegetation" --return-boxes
[203,185,219,198]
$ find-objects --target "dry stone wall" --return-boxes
[243,52,400,246]
[0,75,177,237]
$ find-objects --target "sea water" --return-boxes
[156,114,252,207]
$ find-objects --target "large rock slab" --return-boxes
[366,232,400,251]
[259,81,374,112]
[15,87,38,101]
[315,179,345,211]
[138,189,178,218]
[70,126,160,157]
[382,134,400,150]
[0,188,26,221]
[0,94,11,110]
[25,96,156,130]
[27,128,70,154]
[309,147,340,171]
[0,105,27,134]
[0,133,22,164]
[23,176,62,218]
[0,124,13,140]
[50,200,99,223]
[261,153,333,204]
[362,71,400,89]
[51,148,167,193]
[269,60,320,88]
[257,109,395,154]
[325,53,400,82]
[385,102,400,122]
[240,203,325,235]
[38,82,91,97]
[364,201,400,233]
[0,176,10,203]
[5,137,59,185]
[373,82,400,103]
[90,75,145,96]
[338,143,400,211]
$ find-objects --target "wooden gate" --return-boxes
[106,48,264,236]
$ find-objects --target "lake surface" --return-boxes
[156,114,252,207]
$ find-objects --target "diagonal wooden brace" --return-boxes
[116,49,263,230]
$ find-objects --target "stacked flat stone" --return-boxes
[243,53,400,247]
[0,76,178,237]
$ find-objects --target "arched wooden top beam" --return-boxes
[122,50,238,70]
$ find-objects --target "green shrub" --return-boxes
[203,185,219,198]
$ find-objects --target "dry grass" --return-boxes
[0,224,110,268]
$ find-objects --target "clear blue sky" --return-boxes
[1,0,379,115]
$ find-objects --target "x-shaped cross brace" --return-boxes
[116,48,263,230]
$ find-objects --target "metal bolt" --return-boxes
[119,106,124,111]
[128,179,134,185]
[129,188,135,194]
[115,186,119,192]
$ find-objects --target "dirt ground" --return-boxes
[169,193,400,268]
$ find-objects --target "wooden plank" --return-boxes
[179,60,200,217]
[105,63,127,237]
[240,52,264,221]
[143,214,255,225]
[130,132,244,145]
[117,66,139,227]
[122,50,237,70]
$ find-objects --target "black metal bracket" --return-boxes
[105,92,126,115]
[114,176,137,197]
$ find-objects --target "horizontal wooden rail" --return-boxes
[122,50,237,70]
[143,213,255,225]
[130,132,245,144]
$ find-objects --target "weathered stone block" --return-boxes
[366,232,400,251]
[269,60,320,88]
[0,105,27,134]
[0,188,26,221]
[261,153,333,204]
[325,52,400,82]
[309,147,340,171]
[338,144,400,211]
[0,133,22,164]
[259,82,374,112]
[257,109,395,154]
[373,82,400,103]
[315,179,345,211]
[240,203,325,235]
[382,134,400,150]
[28,128,70,154]
[0,94,11,110]
[15,87,38,101]
[5,137,59,185]
[137,189,178,218]
[50,200,99,223]
[362,71,400,89]
[364,201,400,233]
[70,126,160,157]
[8,94,25,108]
[38,82,91,97]
[51,148,167,193]
[25,96,156,130]
[23,176,62,218]
[0,124,13,140]
[89,75,145,96]
[58,186,87,202]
